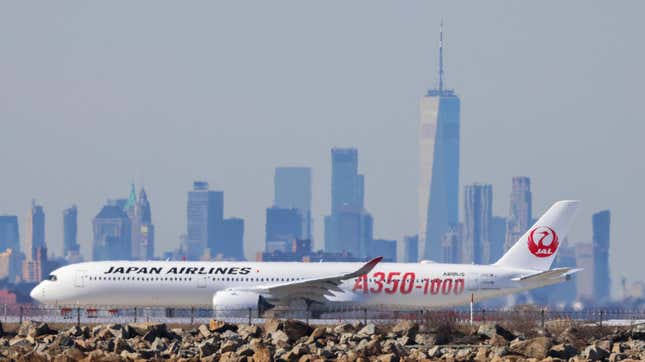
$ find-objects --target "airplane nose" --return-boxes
[30,284,42,301]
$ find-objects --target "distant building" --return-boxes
[23,201,45,261]
[505,177,532,251]
[22,246,47,283]
[418,23,460,261]
[134,187,155,260]
[0,215,20,253]
[216,218,245,260]
[186,181,223,260]
[544,242,578,305]
[371,239,397,262]
[325,148,373,257]
[0,248,23,282]
[274,167,312,240]
[325,207,373,259]
[463,184,492,264]
[592,210,611,301]
[265,207,304,253]
[489,216,507,262]
[400,235,419,263]
[63,205,79,257]
[575,243,594,301]
[441,225,462,263]
[93,205,131,261]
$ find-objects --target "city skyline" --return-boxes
[1,1,643,290]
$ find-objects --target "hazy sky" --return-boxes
[1,2,643,292]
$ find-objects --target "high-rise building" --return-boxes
[505,177,532,251]
[22,246,47,283]
[265,207,304,253]
[93,204,132,261]
[419,23,460,261]
[575,243,594,301]
[0,215,20,252]
[399,235,419,263]
[441,225,462,264]
[0,248,23,283]
[331,148,364,212]
[463,184,492,264]
[489,216,507,262]
[134,187,155,260]
[215,218,245,260]
[371,239,397,262]
[63,205,79,257]
[23,201,45,261]
[274,167,312,239]
[186,181,223,260]
[325,148,372,257]
[592,210,611,301]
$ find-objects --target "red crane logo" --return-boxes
[527,226,559,258]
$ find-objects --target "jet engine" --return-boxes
[212,290,274,318]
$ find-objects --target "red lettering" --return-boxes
[453,278,465,295]
[385,272,401,294]
[400,272,415,294]
[423,278,430,294]
[430,278,441,295]
[441,278,453,295]
[352,275,367,293]
[370,272,385,293]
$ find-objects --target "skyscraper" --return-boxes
[186,181,223,260]
[505,177,532,251]
[325,148,373,257]
[371,239,397,262]
[0,215,20,252]
[419,23,460,261]
[463,184,492,264]
[592,210,611,301]
[134,187,155,260]
[217,218,245,260]
[93,204,132,261]
[63,205,79,257]
[23,201,45,261]
[399,235,418,263]
[265,207,304,253]
[575,243,594,301]
[274,167,312,240]
[489,216,507,262]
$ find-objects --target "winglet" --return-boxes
[346,257,383,278]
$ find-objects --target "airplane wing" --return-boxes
[237,257,383,304]
[512,267,582,282]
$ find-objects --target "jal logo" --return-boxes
[527,226,559,258]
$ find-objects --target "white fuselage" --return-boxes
[31,260,567,309]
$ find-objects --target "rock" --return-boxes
[455,347,473,360]
[221,339,239,353]
[509,336,552,359]
[238,324,262,340]
[548,343,577,359]
[271,330,290,348]
[357,323,377,337]
[199,340,219,358]
[141,323,170,342]
[375,353,399,362]
[474,347,488,361]
[609,352,627,362]
[583,344,610,361]
[427,345,442,358]
[209,319,238,333]
[54,334,75,348]
[391,320,419,339]
[198,324,212,338]
[307,326,326,343]
[612,342,623,353]
[283,320,312,342]
[631,324,645,341]
[252,345,274,362]
[334,323,355,334]
[414,333,436,346]
[237,344,255,356]
[113,337,132,354]
[477,323,515,341]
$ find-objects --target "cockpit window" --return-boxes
[48,274,57,282]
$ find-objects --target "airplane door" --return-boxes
[74,270,86,288]
[196,276,207,288]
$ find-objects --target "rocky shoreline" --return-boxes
[0,319,643,361]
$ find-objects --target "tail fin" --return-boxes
[494,200,579,271]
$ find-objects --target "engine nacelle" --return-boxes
[212,290,274,318]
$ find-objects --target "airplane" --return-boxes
[31,200,580,316]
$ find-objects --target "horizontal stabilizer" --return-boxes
[512,267,583,282]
